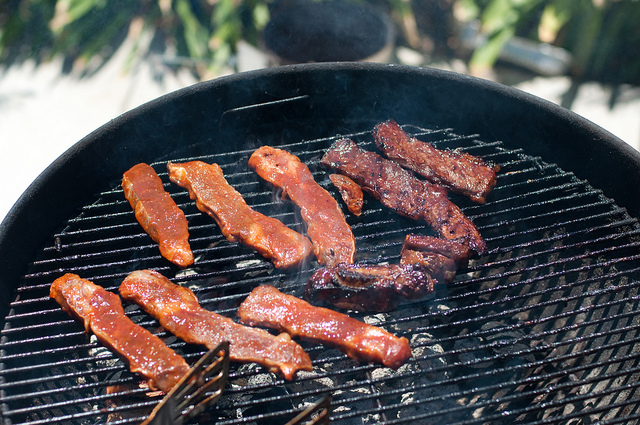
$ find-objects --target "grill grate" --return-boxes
[3,123,640,424]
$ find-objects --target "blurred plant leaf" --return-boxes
[464,0,640,85]
[538,0,572,43]
[175,0,210,60]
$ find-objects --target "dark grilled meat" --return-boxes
[329,173,364,216]
[321,139,487,255]
[306,234,473,311]
[305,263,435,312]
[400,234,472,283]
[374,119,499,204]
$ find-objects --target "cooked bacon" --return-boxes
[122,163,193,267]
[305,263,435,312]
[329,173,363,216]
[119,270,312,380]
[50,273,190,393]
[306,235,472,312]
[248,146,355,267]
[321,139,487,255]
[167,161,312,269]
[374,119,499,204]
[237,285,412,369]
[402,234,473,264]
[400,234,472,283]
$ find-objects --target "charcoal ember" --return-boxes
[453,336,494,369]
[222,368,294,421]
[288,359,383,424]
[369,332,461,423]
[481,321,536,363]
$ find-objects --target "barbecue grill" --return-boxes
[2,62,640,424]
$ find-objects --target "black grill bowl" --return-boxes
[2,62,640,424]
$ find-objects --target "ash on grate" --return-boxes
[369,331,462,423]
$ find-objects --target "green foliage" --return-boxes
[2,0,638,85]
[0,0,275,78]
[460,0,640,84]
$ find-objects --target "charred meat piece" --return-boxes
[305,263,435,312]
[51,273,190,393]
[329,173,364,216]
[237,285,412,369]
[402,233,473,264]
[249,146,355,267]
[374,119,499,204]
[120,270,312,380]
[122,163,194,267]
[400,234,472,283]
[167,161,312,269]
[321,139,487,254]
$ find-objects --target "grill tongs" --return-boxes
[142,341,230,425]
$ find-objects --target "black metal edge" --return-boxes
[1,62,639,328]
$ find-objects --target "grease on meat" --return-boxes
[321,139,486,255]
[122,163,193,267]
[238,285,412,369]
[51,273,190,392]
[374,120,499,204]
[167,160,312,269]
[249,146,356,266]
[120,270,312,380]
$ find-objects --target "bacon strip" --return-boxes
[122,163,193,267]
[237,285,412,369]
[249,146,356,267]
[50,273,190,393]
[306,235,472,312]
[374,120,499,204]
[400,234,472,283]
[321,139,487,255]
[119,270,312,380]
[329,173,363,216]
[167,161,312,269]
[305,263,435,312]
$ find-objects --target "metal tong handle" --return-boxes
[285,395,332,425]
[142,341,230,425]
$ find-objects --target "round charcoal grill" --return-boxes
[2,63,640,424]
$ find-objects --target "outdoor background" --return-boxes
[1,0,639,222]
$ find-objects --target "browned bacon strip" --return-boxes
[321,139,487,255]
[329,173,364,216]
[400,234,472,283]
[305,263,435,312]
[307,235,472,311]
[122,163,194,267]
[167,161,312,269]
[249,146,355,267]
[374,119,499,204]
[119,270,312,380]
[238,285,412,369]
[51,273,190,393]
